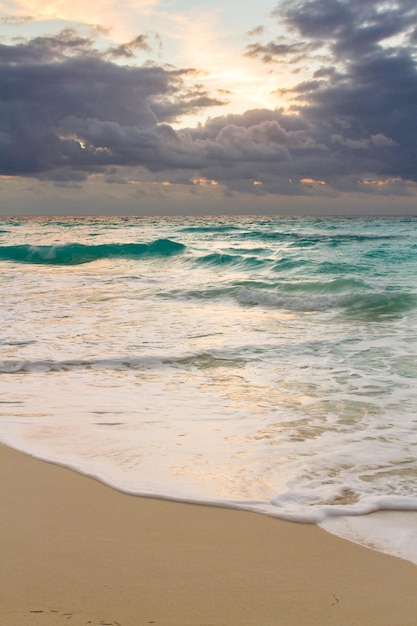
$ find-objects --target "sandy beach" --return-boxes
[1,443,416,626]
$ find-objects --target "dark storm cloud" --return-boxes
[237,0,417,192]
[277,0,417,58]
[0,29,224,179]
[2,1,417,198]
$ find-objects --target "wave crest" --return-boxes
[0,239,185,265]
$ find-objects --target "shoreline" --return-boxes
[1,443,417,626]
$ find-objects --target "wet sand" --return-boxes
[1,443,416,626]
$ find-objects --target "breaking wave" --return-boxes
[0,239,185,265]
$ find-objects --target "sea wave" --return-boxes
[194,252,267,269]
[156,277,417,318]
[236,285,417,317]
[180,224,242,233]
[0,239,185,265]
[342,291,417,319]
[240,229,408,244]
[0,351,247,374]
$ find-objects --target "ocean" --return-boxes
[1,215,416,564]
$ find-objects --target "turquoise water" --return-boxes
[1,216,417,563]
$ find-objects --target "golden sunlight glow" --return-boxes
[1,0,297,126]
[58,134,86,149]
[0,0,158,41]
[300,178,326,185]
[192,177,218,186]
[253,180,262,186]
[360,178,402,186]
[360,177,417,189]
[361,179,386,186]
[158,8,293,126]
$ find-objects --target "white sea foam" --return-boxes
[321,512,417,564]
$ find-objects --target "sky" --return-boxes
[1,0,417,215]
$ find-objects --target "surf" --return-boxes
[0,239,185,265]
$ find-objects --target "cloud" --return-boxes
[107,35,151,58]
[239,0,417,191]
[2,1,417,201]
[0,28,97,63]
[0,29,225,178]
[246,25,265,38]
[245,40,318,64]
[276,0,417,59]
[0,15,33,24]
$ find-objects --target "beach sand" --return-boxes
[1,443,416,626]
